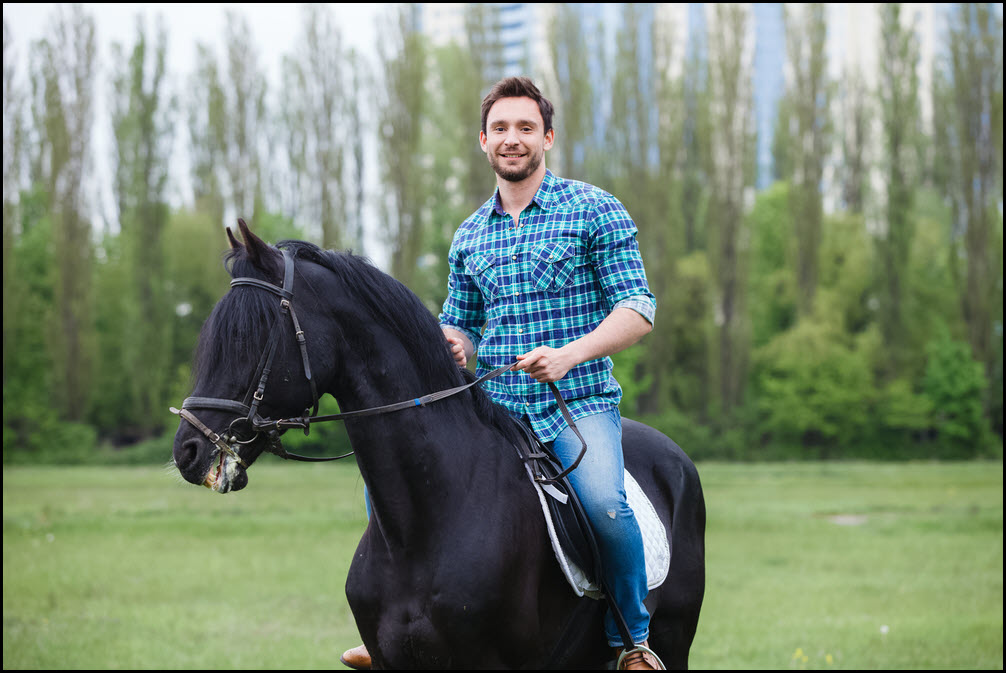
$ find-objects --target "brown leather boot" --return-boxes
[615,640,664,670]
[340,644,372,670]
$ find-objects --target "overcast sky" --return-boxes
[4,3,383,79]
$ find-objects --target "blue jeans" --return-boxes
[551,408,650,647]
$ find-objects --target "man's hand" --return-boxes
[514,345,575,383]
[445,334,469,368]
[513,308,652,384]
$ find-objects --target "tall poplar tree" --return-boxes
[377,4,427,290]
[188,43,227,226]
[783,3,831,317]
[875,2,922,379]
[607,4,689,415]
[3,20,26,381]
[547,3,597,180]
[705,3,755,416]
[941,3,1003,433]
[223,10,267,227]
[28,5,97,422]
[839,68,869,215]
[681,18,711,256]
[298,4,347,248]
[280,4,349,248]
[422,4,503,306]
[102,14,175,437]
[346,48,368,252]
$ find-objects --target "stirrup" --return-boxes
[617,642,665,670]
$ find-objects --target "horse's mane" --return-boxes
[192,248,285,393]
[194,239,522,447]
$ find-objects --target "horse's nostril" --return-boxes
[176,438,201,470]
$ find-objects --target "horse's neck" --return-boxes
[333,351,502,546]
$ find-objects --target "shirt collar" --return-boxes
[491,169,560,217]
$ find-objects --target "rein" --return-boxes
[170,248,588,484]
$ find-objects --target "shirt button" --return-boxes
[512,255,517,260]
[518,329,524,334]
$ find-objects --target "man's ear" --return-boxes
[544,128,555,151]
[479,130,488,153]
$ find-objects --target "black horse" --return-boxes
[172,222,705,669]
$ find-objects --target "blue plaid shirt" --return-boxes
[438,170,656,441]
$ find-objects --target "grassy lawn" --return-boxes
[3,460,1002,669]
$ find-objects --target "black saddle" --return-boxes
[512,420,601,587]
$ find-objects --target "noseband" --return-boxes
[171,248,587,482]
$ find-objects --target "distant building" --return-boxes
[418,2,966,199]
[751,4,786,191]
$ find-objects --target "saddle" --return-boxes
[513,420,601,581]
[511,421,670,599]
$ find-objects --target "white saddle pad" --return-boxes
[525,464,670,599]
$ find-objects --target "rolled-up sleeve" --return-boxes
[588,200,657,324]
[438,243,486,350]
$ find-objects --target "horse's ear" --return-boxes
[237,218,277,269]
[225,227,242,250]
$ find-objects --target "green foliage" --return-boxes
[3,189,60,460]
[922,329,994,457]
[638,407,720,461]
[611,343,652,417]
[747,182,797,347]
[873,377,933,444]
[751,308,873,457]
[3,4,1002,463]
[660,252,713,419]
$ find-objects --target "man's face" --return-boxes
[480,96,554,183]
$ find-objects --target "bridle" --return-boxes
[170,248,587,482]
[170,248,330,465]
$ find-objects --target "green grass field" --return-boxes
[3,460,1002,669]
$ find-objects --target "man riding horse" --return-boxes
[343,76,662,671]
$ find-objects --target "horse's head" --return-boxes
[172,220,340,492]
[173,218,483,493]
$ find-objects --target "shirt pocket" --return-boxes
[531,241,580,294]
[464,251,500,301]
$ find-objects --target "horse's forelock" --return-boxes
[191,246,283,387]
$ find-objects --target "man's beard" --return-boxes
[489,147,543,183]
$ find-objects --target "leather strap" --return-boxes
[170,406,248,468]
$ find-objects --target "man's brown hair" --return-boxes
[480,76,555,135]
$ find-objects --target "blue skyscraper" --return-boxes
[751,4,786,191]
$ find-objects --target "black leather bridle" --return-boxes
[170,248,333,465]
[170,248,587,481]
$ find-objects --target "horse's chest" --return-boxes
[348,549,529,667]
[366,588,515,668]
